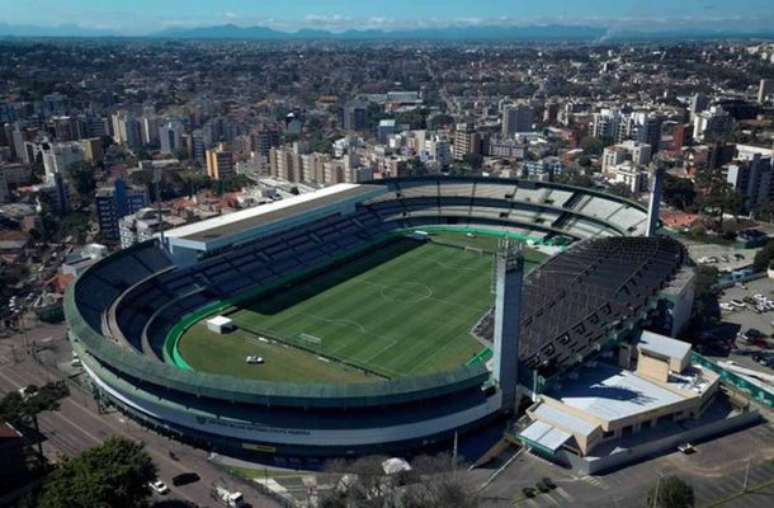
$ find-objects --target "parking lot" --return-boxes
[682,239,758,274]
[480,421,774,507]
[710,277,774,375]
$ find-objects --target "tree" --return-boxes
[663,174,697,211]
[647,475,694,508]
[38,437,157,508]
[65,162,97,205]
[579,136,611,156]
[753,240,774,272]
[607,182,634,199]
[462,153,483,171]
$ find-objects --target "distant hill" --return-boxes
[154,24,608,41]
[1,22,772,42]
[0,23,118,38]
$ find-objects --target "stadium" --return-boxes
[64,176,692,459]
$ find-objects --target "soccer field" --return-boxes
[178,234,542,381]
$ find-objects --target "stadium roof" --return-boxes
[164,184,382,243]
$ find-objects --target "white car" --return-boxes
[149,480,169,495]
[245,355,264,364]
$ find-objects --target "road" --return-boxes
[0,327,279,508]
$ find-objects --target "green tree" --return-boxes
[65,162,97,205]
[462,153,483,171]
[607,182,634,199]
[753,240,774,272]
[579,136,611,156]
[647,475,694,508]
[38,437,157,508]
[663,175,697,211]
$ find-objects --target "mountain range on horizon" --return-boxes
[1,22,774,42]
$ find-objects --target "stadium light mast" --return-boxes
[646,161,665,238]
[493,239,524,412]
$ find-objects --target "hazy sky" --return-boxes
[2,0,773,34]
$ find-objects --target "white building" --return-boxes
[693,106,733,142]
[41,141,85,183]
[602,140,652,175]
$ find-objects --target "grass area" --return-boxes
[178,323,373,383]
[179,233,542,382]
[427,230,547,264]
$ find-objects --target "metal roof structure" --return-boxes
[164,184,382,243]
[638,330,691,364]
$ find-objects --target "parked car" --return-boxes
[172,472,200,486]
[149,480,169,495]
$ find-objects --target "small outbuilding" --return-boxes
[206,316,235,334]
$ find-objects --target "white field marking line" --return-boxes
[305,313,368,333]
[361,339,399,363]
[431,259,483,272]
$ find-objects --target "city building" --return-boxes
[758,79,774,104]
[501,104,535,137]
[41,141,85,183]
[80,137,104,163]
[111,111,142,149]
[602,140,652,175]
[159,121,185,155]
[206,145,235,181]
[343,101,368,131]
[693,106,733,142]
[453,122,481,161]
[0,168,8,204]
[119,207,186,249]
[96,179,149,241]
[377,119,397,144]
[251,127,280,156]
[726,152,774,211]
[522,157,566,181]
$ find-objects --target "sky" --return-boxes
[2,0,773,35]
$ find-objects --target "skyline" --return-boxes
[1,0,774,36]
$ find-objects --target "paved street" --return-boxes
[0,327,280,508]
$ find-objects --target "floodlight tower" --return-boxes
[493,239,524,411]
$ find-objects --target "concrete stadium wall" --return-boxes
[559,411,761,475]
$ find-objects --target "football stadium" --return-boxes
[65,176,698,459]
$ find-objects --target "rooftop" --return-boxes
[548,363,684,424]
[638,331,692,364]
[164,184,383,243]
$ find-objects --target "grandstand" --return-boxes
[66,176,690,458]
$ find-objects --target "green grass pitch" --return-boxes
[178,233,543,383]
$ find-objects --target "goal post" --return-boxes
[298,333,323,353]
[464,246,485,256]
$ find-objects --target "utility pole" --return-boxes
[743,458,751,492]
[452,431,458,467]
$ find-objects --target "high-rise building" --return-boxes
[80,138,104,163]
[689,93,709,118]
[501,104,535,137]
[726,152,774,212]
[251,127,280,156]
[377,119,397,144]
[693,106,733,143]
[205,145,235,181]
[159,121,185,155]
[453,122,481,161]
[111,111,142,149]
[51,116,78,142]
[343,101,368,131]
[96,179,149,241]
[41,141,85,183]
[0,168,9,204]
[758,79,774,104]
